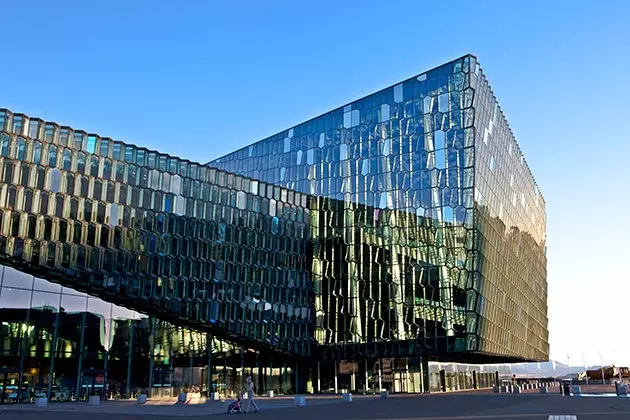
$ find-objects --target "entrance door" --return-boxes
[393,370,408,393]
[81,369,105,400]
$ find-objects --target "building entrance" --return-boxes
[80,368,105,400]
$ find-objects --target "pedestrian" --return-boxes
[244,376,259,413]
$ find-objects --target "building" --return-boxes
[0,54,547,403]
[582,366,630,381]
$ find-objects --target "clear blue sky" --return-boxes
[1,0,629,366]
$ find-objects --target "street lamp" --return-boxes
[599,351,606,385]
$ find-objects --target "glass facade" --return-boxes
[0,108,310,403]
[211,54,548,363]
[0,266,297,403]
[0,54,547,402]
[470,61,548,361]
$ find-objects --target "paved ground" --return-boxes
[3,392,630,419]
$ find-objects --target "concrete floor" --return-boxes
[3,391,630,419]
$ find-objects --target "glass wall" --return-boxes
[470,63,548,361]
[0,265,146,402]
[0,108,312,360]
[0,264,297,403]
[210,54,548,364]
[427,361,505,392]
[210,55,481,359]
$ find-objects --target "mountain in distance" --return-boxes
[509,361,604,377]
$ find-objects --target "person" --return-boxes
[244,376,259,413]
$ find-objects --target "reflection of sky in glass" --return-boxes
[0,265,147,323]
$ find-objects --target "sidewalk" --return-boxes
[1,394,373,417]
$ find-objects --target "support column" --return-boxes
[188,346,194,389]
[364,359,368,394]
[421,357,430,393]
[74,312,87,401]
[405,359,410,393]
[351,362,356,393]
[378,359,382,392]
[125,320,134,398]
[295,363,299,394]
[316,361,321,393]
[102,351,109,399]
[256,352,262,396]
[334,362,338,394]
[241,348,245,387]
[283,361,287,394]
[269,360,273,395]
[148,317,155,397]
[206,333,212,397]
[47,312,60,398]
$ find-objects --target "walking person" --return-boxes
[244,376,259,413]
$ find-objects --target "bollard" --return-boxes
[512,385,521,394]
[540,386,548,394]
[266,390,274,398]
[88,395,100,405]
[137,394,148,404]
[342,393,353,402]
[295,396,306,406]
[35,397,48,408]
[380,391,389,399]
[493,386,500,393]
[571,385,581,395]
[616,383,628,396]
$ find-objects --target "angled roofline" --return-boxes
[207,53,476,165]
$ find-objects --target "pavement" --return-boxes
[2,391,630,420]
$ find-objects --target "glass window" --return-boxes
[136,149,146,166]
[32,141,42,164]
[77,152,86,173]
[16,138,26,160]
[74,132,85,150]
[124,145,135,163]
[112,142,122,160]
[0,286,32,310]
[103,159,112,179]
[63,148,72,170]
[168,158,178,174]
[58,127,69,146]
[60,292,88,312]
[0,133,9,156]
[1,266,34,289]
[127,165,137,185]
[87,135,97,154]
[100,139,109,156]
[90,156,99,177]
[66,173,75,195]
[29,120,41,139]
[148,152,156,168]
[30,290,61,312]
[115,162,125,182]
[49,168,62,192]
[48,145,58,167]
[158,155,167,172]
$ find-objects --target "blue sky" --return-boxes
[1,0,629,366]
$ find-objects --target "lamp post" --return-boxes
[614,351,622,383]
[599,351,606,385]
[582,353,588,385]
